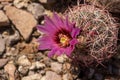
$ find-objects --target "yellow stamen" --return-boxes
[60,37,68,44]
[59,34,70,47]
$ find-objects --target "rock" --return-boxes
[0,10,9,27]
[17,55,31,66]
[4,30,20,46]
[18,66,29,75]
[41,76,46,80]
[63,62,71,72]
[46,71,62,80]
[13,0,30,8]
[51,62,62,73]
[40,70,46,75]
[22,74,42,80]
[5,47,19,56]
[39,0,56,4]
[27,3,45,19]
[42,56,51,67]
[0,35,5,55]
[57,56,64,63]
[4,6,37,40]
[0,1,10,6]
[17,39,38,54]
[0,59,8,68]
[29,61,45,70]
[63,73,73,80]
[4,63,16,80]
[28,71,35,75]
[57,54,67,63]
[0,0,13,2]
[0,70,7,80]
[0,4,3,10]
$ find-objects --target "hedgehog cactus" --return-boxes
[64,4,118,67]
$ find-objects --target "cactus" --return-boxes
[64,4,118,67]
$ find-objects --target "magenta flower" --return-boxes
[37,13,80,57]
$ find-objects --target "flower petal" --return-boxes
[37,25,56,36]
[64,15,73,31]
[65,39,78,56]
[48,48,58,57]
[53,13,69,30]
[37,25,49,34]
[70,38,78,45]
[65,46,73,56]
[38,35,52,42]
[44,16,58,31]
[55,48,64,56]
[71,27,80,38]
[38,43,52,50]
[38,36,54,50]
[53,13,63,27]
[37,13,81,57]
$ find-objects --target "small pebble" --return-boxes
[4,63,16,80]
[46,71,62,80]
[51,62,62,74]
[22,74,42,80]
[0,59,8,68]
[17,55,31,66]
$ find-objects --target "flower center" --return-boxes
[59,34,70,47]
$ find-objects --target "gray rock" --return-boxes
[0,59,8,68]
[4,30,20,46]
[27,3,45,19]
[4,6,37,40]
[0,35,5,55]
[51,62,62,73]
[18,66,29,75]
[39,0,56,4]
[22,74,42,80]
[46,71,62,80]
[0,10,9,27]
